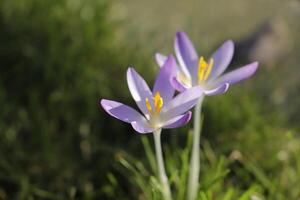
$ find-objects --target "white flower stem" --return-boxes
[153,129,172,200]
[187,97,204,200]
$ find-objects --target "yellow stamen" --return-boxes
[198,57,206,81]
[145,97,152,112]
[203,58,214,80]
[198,56,214,83]
[153,92,163,114]
[145,92,164,115]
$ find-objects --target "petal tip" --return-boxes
[126,67,134,74]
[100,99,118,115]
[186,111,192,122]
[175,111,193,127]
[219,83,230,94]
[176,31,185,36]
[155,53,162,59]
[253,61,259,67]
[224,83,230,92]
[176,31,189,41]
[155,53,165,67]
[126,67,138,84]
[226,39,234,45]
[204,83,230,96]
[164,54,176,66]
[224,39,235,51]
[100,99,110,110]
[248,61,259,74]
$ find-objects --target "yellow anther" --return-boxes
[153,92,163,114]
[198,57,214,82]
[203,58,214,80]
[198,57,206,80]
[145,92,164,115]
[145,97,152,112]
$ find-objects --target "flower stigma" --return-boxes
[198,56,214,83]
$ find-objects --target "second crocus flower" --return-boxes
[156,31,258,96]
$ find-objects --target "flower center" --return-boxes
[145,91,164,115]
[198,56,214,83]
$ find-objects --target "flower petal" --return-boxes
[163,111,192,129]
[171,77,188,92]
[155,53,168,67]
[216,62,258,85]
[131,121,155,134]
[209,40,234,80]
[162,86,203,119]
[127,67,152,115]
[174,31,198,79]
[153,55,176,103]
[101,99,145,123]
[101,99,154,134]
[204,83,229,96]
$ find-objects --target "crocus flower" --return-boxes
[101,55,203,134]
[156,31,258,95]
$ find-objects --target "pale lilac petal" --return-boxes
[162,86,203,119]
[127,68,152,115]
[171,77,188,92]
[216,62,258,85]
[131,121,155,134]
[209,40,234,80]
[204,83,229,96]
[155,53,168,67]
[101,99,145,123]
[153,55,176,103]
[174,31,198,79]
[101,99,154,134]
[163,111,192,129]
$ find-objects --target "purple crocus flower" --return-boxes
[101,55,203,134]
[156,31,259,95]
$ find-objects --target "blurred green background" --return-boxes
[0,0,300,199]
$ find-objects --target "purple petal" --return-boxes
[171,77,188,92]
[101,99,145,123]
[127,68,152,115]
[209,40,234,80]
[216,62,258,85]
[204,83,229,96]
[174,31,198,79]
[162,86,203,119]
[153,55,176,103]
[155,53,167,67]
[163,111,192,129]
[131,121,155,134]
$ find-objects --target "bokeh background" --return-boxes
[0,0,300,199]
